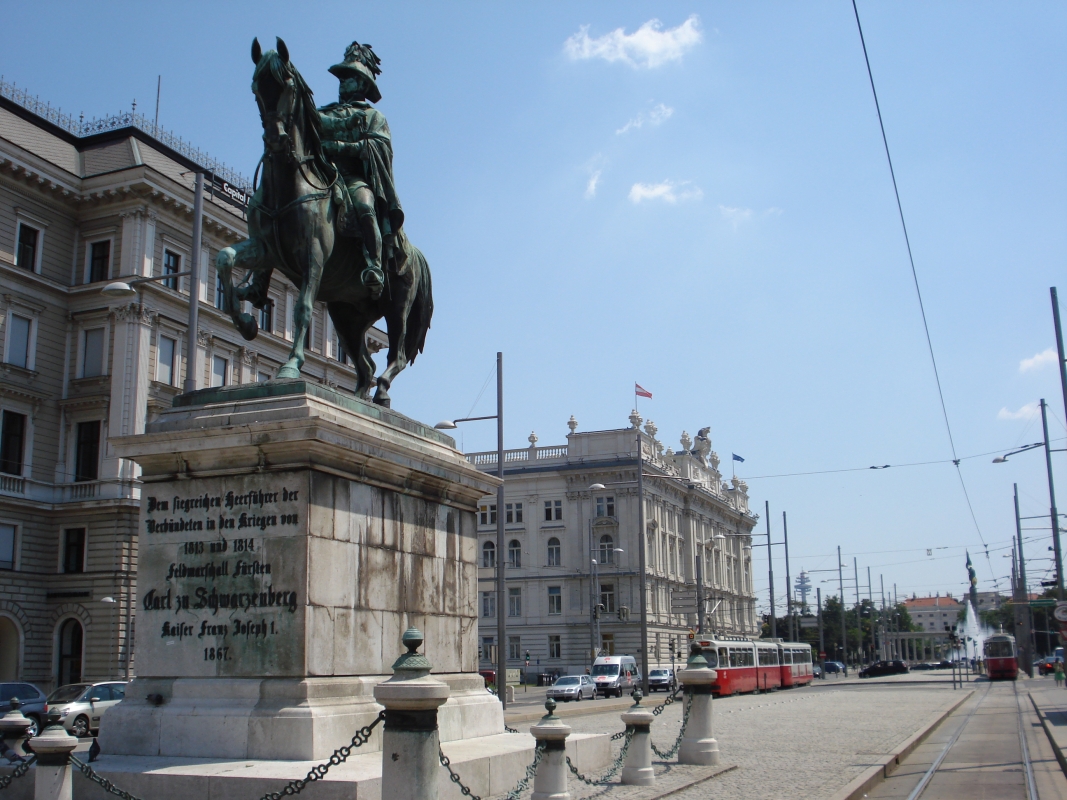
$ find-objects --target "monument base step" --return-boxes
[64,732,610,800]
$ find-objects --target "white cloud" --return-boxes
[585,171,601,199]
[998,402,1040,421]
[564,15,702,69]
[616,103,674,135]
[629,180,703,204]
[1020,347,1058,373]
[718,205,753,227]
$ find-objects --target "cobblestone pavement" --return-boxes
[508,682,965,800]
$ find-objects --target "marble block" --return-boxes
[98,381,500,759]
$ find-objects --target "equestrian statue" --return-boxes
[216,37,432,407]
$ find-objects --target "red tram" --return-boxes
[983,634,1018,680]
[696,637,814,696]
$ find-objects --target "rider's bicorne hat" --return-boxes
[329,41,382,103]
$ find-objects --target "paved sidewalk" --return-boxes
[1028,678,1067,776]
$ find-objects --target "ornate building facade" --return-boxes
[467,413,758,678]
[0,81,385,688]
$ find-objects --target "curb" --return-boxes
[826,689,974,800]
[505,696,646,724]
[645,764,738,799]
[1028,692,1067,778]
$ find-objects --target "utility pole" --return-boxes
[1052,288,1067,431]
[495,352,506,709]
[880,574,886,660]
[783,511,793,641]
[182,172,204,393]
[838,546,846,674]
[867,566,874,663]
[636,430,649,695]
[854,558,862,666]
[817,587,824,668]
[696,538,705,636]
[1041,399,1064,599]
[766,501,776,639]
[1015,483,1034,676]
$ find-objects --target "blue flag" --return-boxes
[732,453,745,463]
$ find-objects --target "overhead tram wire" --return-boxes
[850,0,991,574]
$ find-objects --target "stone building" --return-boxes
[466,413,758,678]
[0,81,384,689]
[904,595,964,633]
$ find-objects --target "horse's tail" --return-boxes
[405,246,433,364]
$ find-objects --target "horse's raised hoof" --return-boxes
[237,313,258,342]
[277,362,302,380]
[372,389,391,408]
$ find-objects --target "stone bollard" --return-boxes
[620,690,655,786]
[374,627,450,800]
[677,644,720,766]
[530,699,572,800]
[29,711,79,800]
[0,697,34,760]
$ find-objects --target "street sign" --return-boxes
[672,590,698,602]
[1055,602,1067,622]
[1032,599,1057,608]
[799,616,818,629]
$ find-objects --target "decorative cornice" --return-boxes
[114,302,154,325]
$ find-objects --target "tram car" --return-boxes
[695,637,814,696]
[983,634,1018,680]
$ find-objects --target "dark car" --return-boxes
[859,660,909,679]
[0,682,48,737]
[648,669,676,692]
[936,660,953,670]
[911,662,935,671]
[822,661,845,675]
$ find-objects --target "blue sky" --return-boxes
[6,2,1066,608]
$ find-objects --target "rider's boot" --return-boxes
[361,247,385,297]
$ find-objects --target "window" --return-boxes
[508,635,521,660]
[600,583,615,614]
[482,541,495,568]
[547,537,561,566]
[0,412,26,476]
[595,496,615,518]
[88,241,111,283]
[211,355,228,387]
[548,635,561,659]
[544,500,562,521]
[62,528,85,574]
[5,314,32,369]
[600,633,615,656]
[57,619,83,685]
[508,587,521,617]
[479,504,497,526]
[548,586,562,615]
[74,421,100,482]
[505,502,523,524]
[16,223,39,272]
[481,591,495,618]
[0,524,15,570]
[257,371,272,383]
[599,534,616,565]
[215,274,226,310]
[481,636,495,663]
[162,249,180,290]
[157,336,177,385]
[81,328,105,378]
[508,539,521,568]
[259,300,274,334]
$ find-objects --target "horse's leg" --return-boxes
[373,282,416,408]
[327,302,375,399]
[216,240,270,341]
[277,237,326,380]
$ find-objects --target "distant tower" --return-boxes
[795,571,811,608]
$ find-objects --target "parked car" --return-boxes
[0,682,48,737]
[46,682,127,737]
[910,662,935,671]
[859,660,909,679]
[935,660,953,670]
[591,655,641,698]
[648,669,676,692]
[546,675,596,702]
[822,661,846,675]
[812,664,823,679]
[478,669,496,687]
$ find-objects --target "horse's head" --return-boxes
[251,37,297,154]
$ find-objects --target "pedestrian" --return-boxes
[1055,661,1065,688]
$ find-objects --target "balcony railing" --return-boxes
[0,475,138,503]
[466,444,569,467]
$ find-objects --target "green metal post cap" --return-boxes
[391,626,432,673]
[542,698,558,720]
[631,688,643,706]
[402,626,424,653]
[687,642,709,669]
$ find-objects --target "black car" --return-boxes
[858,660,909,679]
[0,682,48,737]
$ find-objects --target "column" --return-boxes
[104,303,154,483]
[29,713,79,800]
[530,699,572,800]
[677,645,720,765]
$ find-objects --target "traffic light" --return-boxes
[524,649,530,666]
[688,629,695,641]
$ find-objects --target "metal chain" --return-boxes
[440,740,545,800]
[504,724,519,733]
[440,749,483,800]
[0,755,35,792]
[256,710,385,800]
[566,727,634,785]
[610,729,627,741]
[70,755,144,800]
[651,689,678,716]
[650,691,693,760]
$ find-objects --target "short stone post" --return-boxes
[620,690,654,786]
[530,699,572,800]
[0,697,34,760]
[677,644,720,766]
[374,627,450,800]
[29,711,79,800]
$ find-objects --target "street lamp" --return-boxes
[992,400,1065,599]
[435,352,506,708]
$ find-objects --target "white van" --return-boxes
[591,655,640,698]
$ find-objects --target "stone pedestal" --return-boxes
[99,381,501,760]
[30,716,78,800]
[677,646,720,766]
[619,693,655,786]
[530,700,572,800]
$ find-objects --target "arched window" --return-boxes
[547,537,561,566]
[57,618,83,686]
[482,541,495,568]
[598,534,615,565]
[0,616,19,681]
[508,539,521,568]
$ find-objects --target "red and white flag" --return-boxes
[635,383,653,399]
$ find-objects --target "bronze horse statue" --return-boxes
[216,38,432,407]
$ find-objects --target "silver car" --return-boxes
[546,675,596,702]
[46,682,127,737]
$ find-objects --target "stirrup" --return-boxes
[361,267,384,289]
